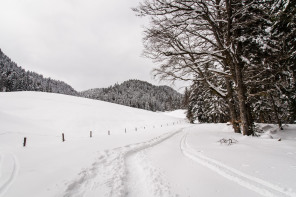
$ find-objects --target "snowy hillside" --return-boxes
[0,91,184,139]
[81,79,184,112]
[0,92,186,197]
[0,92,296,197]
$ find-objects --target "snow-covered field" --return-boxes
[0,92,296,197]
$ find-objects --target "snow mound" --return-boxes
[255,123,296,141]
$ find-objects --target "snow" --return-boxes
[1,92,296,197]
[208,68,231,76]
[207,80,227,97]
[161,109,187,119]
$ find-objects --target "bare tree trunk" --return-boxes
[229,0,253,135]
[225,78,241,133]
[235,62,253,135]
[224,0,241,133]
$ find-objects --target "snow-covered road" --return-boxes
[60,125,296,197]
[60,130,182,197]
[124,128,263,197]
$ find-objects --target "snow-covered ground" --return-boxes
[0,92,296,197]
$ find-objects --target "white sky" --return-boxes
[0,0,187,92]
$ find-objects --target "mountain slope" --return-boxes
[0,48,78,96]
[81,79,183,111]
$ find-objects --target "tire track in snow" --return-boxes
[180,132,296,197]
[62,129,183,197]
[0,154,19,197]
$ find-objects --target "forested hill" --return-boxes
[81,80,183,112]
[0,49,183,112]
[0,49,78,96]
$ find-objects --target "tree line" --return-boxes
[0,48,78,96]
[81,79,184,112]
[134,0,296,135]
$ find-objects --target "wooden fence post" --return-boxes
[108,130,110,135]
[90,131,92,138]
[62,133,65,142]
[23,137,27,147]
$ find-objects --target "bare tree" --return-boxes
[134,0,246,133]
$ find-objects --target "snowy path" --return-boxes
[61,129,182,197]
[124,132,179,197]
[61,126,296,197]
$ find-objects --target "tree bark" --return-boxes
[235,61,253,135]
[225,78,241,133]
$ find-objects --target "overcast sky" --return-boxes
[0,0,187,92]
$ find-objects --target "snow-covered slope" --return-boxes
[0,92,186,197]
[0,92,184,138]
[161,109,187,119]
[1,92,296,197]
